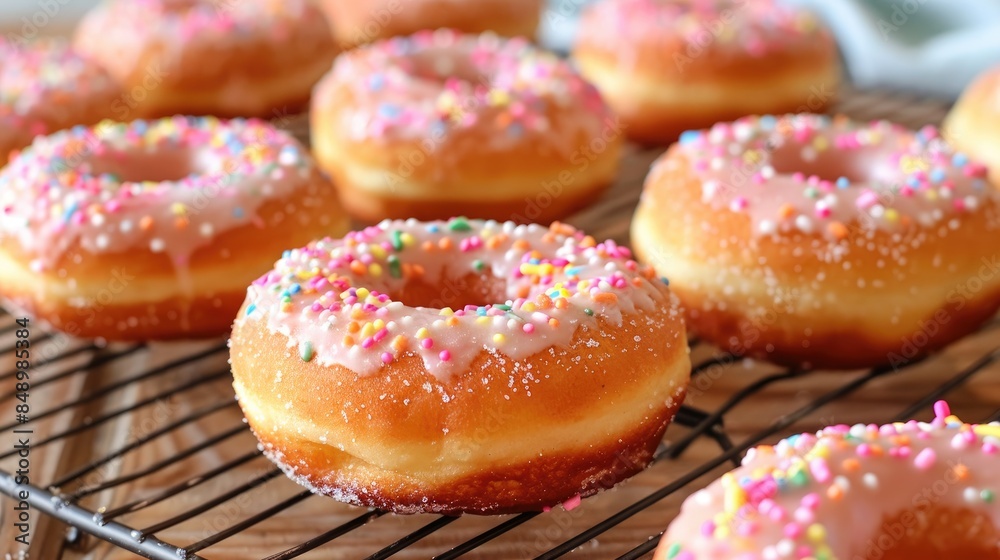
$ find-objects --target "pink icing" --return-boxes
[314,29,613,154]
[659,114,996,240]
[0,116,317,272]
[236,219,672,380]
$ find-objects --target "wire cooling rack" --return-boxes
[0,312,998,559]
[1,89,998,559]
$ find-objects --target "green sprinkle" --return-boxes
[666,543,681,559]
[982,489,995,503]
[789,468,809,487]
[584,308,594,316]
[495,304,512,311]
[448,217,471,231]
[299,341,315,362]
[388,255,402,279]
[804,186,819,199]
[472,259,485,272]
[391,230,404,251]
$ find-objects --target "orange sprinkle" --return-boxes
[342,335,355,347]
[536,294,552,309]
[347,321,360,333]
[841,458,860,473]
[139,216,154,231]
[827,221,849,240]
[826,485,844,501]
[549,221,575,236]
[548,318,559,328]
[391,335,407,352]
[581,236,596,248]
[952,463,970,481]
[778,203,795,219]
[593,292,618,304]
[350,261,367,275]
[350,308,365,319]
[555,298,569,310]
[541,232,555,244]
[446,317,459,327]
[344,238,357,248]
[516,285,531,298]
[422,240,435,252]
[174,217,189,229]
[411,264,425,278]
[438,237,453,250]
[513,239,530,250]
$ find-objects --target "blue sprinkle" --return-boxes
[836,177,850,189]
[427,224,440,233]
[759,115,777,130]
[565,266,582,276]
[906,177,921,188]
[929,168,946,183]
[289,284,301,295]
[507,123,524,138]
[368,74,385,91]
[661,277,670,286]
[63,201,79,223]
[282,250,292,258]
[378,103,401,119]
[246,303,257,315]
[678,130,701,144]
[233,207,245,219]
[477,307,487,316]
[952,153,968,167]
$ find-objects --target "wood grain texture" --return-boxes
[2,89,998,560]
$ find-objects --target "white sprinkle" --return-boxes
[794,215,813,233]
[759,220,776,235]
[94,234,109,250]
[200,223,214,237]
[150,238,165,252]
[862,473,878,489]
[964,487,979,503]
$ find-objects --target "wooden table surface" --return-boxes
[1,89,998,560]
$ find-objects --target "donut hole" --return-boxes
[87,147,196,184]
[389,271,506,310]
[407,49,491,88]
[769,141,873,185]
[855,505,1000,559]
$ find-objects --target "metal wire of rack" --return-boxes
[0,306,997,559]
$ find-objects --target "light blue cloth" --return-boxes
[540,0,1000,98]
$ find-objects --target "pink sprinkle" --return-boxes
[856,443,873,458]
[522,323,535,333]
[914,448,936,470]
[800,493,820,510]
[983,442,998,454]
[783,522,802,538]
[730,197,748,211]
[933,401,951,419]
[421,338,434,349]
[855,190,879,209]
[439,350,451,362]
[809,458,831,483]
[381,352,393,364]
[736,521,758,537]
[700,521,715,537]
[361,338,375,349]
[562,494,582,511]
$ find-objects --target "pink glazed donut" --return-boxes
[655,402,1000,560]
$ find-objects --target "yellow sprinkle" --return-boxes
[373,319,385,330]
[722,473,746,512]
[356,288,370,300]
[884,209,899,223]
[416,327,429,339]
[522,302,537,313]
[170,202,186,215]
[975,424,1000,438]
[360,323,376,338]
[487,89,510,106]
[812,136,829,151]
[400,232,415,247]
[439,307,454,316]
[806,524,826,543]
[370,245,386,259]
[476,316,489,325]
[493,333,506,344]
[369,263,383,276]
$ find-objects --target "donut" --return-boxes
[0,116,348,341]
[1,40,119,162]
[316,0,544,48]
[73,0,338,120]
[655,401,1000,560]
[944,65,1000,187]
[230,218,690,514]
[573,0,840,144]
[631,114,1000,370]
[311,30,623,224]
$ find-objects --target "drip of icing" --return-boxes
[662,401,1000,559]
[237,219,671,380]
[317,29,612,156]
[663,114,995,240]
[0,116,316,273]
